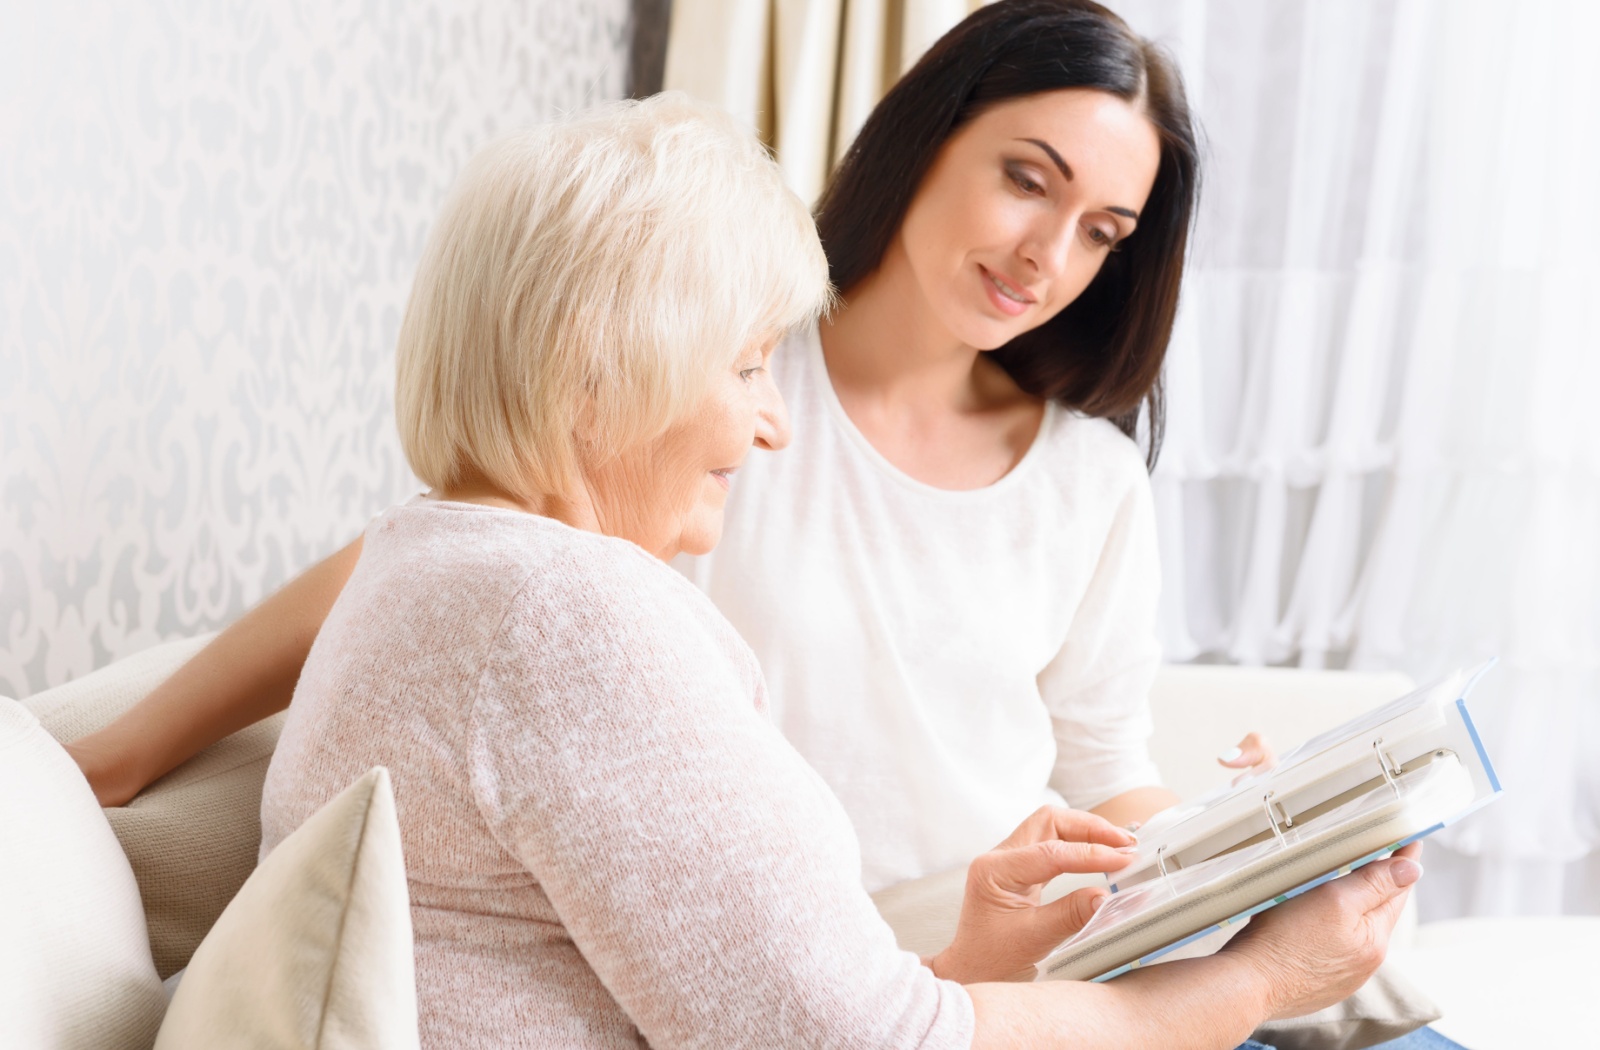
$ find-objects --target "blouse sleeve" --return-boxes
[465,565,973,1050]
[1038,455,1166,809]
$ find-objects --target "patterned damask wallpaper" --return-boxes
[0,0,633,696]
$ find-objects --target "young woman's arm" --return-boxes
[65,537,364,806]
[1089,785,1181,830]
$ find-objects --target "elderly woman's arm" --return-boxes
[65,537,363,805]
[467,564,1414,1050]
[967,843,1421,1048]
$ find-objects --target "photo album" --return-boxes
[1038,664,1502,983]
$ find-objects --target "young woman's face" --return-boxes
[894,88,1161,351]
[586,337,790,560]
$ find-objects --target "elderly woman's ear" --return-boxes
[569,397,605,461]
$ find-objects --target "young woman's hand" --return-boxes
[1218,731,1278,785]
[931,806,1136,984]
[1222,842,1423,1019]
[64,736,141,807]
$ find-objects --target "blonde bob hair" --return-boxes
[396,93,830,500]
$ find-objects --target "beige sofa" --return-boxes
[13,637,1596,1047]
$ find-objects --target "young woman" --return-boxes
[69,0,1272,886]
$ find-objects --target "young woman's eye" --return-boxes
[1084,225,1117,249]
[1005,163,1044,196]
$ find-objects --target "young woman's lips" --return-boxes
[980,265,1033,318]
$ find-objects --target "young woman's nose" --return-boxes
[753,375,792,452]
[1019,213,1078,281]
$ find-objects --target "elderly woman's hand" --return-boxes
[1223,842,1423,1018]
[930,806,1137,984]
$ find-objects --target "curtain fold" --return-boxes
[665,0,983,205]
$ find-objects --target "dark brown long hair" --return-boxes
[814,0,1198,467]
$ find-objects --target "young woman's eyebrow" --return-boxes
[1018,137,1074,180]
[1016,137,1141,221]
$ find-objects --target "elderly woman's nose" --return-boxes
[754,380,792,451]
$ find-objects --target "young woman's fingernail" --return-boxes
[1115,844,1141,853]
[1124,821,1142,834]
[1218,746,1243,763]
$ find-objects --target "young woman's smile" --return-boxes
[980,264,1037,315]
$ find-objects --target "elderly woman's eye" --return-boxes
[739,367,764,381]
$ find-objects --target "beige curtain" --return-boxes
[664,0,986,204]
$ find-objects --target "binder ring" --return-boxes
[1373,738,1403,798]
[1155,844,1171,878]
[1260,790,1290,848]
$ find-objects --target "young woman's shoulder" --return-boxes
[1037,410,1152,498]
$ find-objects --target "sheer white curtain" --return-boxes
[1113,0,1600,918]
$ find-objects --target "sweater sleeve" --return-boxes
[1038,455,1166,809]
[466,561,973,1050]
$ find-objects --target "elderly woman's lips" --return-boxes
[710,468,735,490]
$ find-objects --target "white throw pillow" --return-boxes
[0,697,167,1049]
[154,766,419,1050]
[23,633,285,979]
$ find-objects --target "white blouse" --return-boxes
[678,325,1165,891]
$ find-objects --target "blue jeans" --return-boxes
[1241,1027,1465,1050]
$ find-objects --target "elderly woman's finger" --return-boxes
[1036,885,1112,943]
[971,839,1136,894]
[995,805,1137,850]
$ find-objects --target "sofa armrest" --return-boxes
[22,633,217,742]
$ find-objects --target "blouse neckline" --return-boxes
[802,324,1059,500]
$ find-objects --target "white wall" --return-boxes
[0,0,633,696]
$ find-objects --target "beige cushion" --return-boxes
[155,766,419,1049]
[1254,969,1439,1049]
[0,697,167,1049]
[24,633,286,978]
[871,862,1438,1050]
[1389,916,1600,1047]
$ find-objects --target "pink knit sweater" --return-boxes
[259,497,974,1049]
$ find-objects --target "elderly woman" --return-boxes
[253,94,1421,1049]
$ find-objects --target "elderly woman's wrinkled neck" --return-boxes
[433,470,599,536]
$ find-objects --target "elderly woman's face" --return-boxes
[587,338,789,559]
